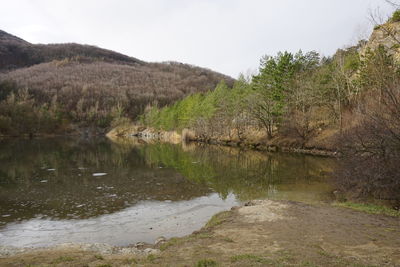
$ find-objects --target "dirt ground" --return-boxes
[0,200,399,267]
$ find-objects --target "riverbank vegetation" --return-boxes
[139,13,400,206]
[1,9,399,205]
[140,49,350,143]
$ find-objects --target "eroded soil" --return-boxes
[1,200,399,266]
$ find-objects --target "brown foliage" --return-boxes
[0,59,233,118]
[0,29,233,133]
[334,75,400,206]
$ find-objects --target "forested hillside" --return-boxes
[0,30,233,135]
[139,13,400,205]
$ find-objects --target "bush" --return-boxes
[390,9,400,22]
[334,86,400,207]
[333,47,400,207]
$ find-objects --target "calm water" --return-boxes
[0,137,335,247]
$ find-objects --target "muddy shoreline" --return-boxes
[1,200,399,266]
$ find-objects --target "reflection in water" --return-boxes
[0,137,335,247]
[137,141,335,202]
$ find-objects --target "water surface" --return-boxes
[0,137,335,247]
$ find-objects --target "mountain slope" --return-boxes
[1,59,232,117]
[0,30,234,135]
[0,29,143,70]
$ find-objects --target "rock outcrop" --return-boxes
[363,21,400,61]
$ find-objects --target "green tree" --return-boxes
[251,51,318,138]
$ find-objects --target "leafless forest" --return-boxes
[0,30,233,134]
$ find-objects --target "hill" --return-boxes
[0,30,144,70]
[0,30,234,135]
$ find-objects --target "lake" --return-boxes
[0,137,335,247]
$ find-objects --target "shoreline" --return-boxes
[1,125,340,157]
[107,125,340,157]
[1,200,399,266]
[190,138,339,157]
[0,242,159,258]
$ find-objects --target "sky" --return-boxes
[0,0,395,77]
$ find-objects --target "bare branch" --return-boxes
[385,0,400,8]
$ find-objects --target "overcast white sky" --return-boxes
[0,0,395,77]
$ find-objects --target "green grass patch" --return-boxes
[160,232,213,251]
[146,254,160,263]
[222,237,234,243]
[51,256,75,264]
[334,202,400,217]
[230,254,272,264]
[123,257,138,264]
[301,261,319,267]
[160,237,185,251]
[195,259,218,267]
[195,232,214,239]
[94,254,104,260]
[205,211,231,228]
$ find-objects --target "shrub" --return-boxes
[390,9,400,22]
[333,47,400,207]
[333,86,400,207]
